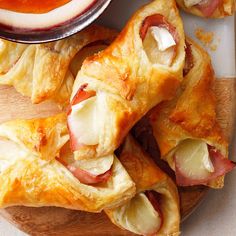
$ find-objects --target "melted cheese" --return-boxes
[114,193,162,235]
[60,142,114,176]
[68,92,107,146]
[175,139,214,179]
[150,27,176,51]
[0,0,95,29]
[72,154,114,175]
[143,27,176,66]
[184,0,203,7]
[0,139,27,173]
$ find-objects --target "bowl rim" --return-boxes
[0,0,112,44]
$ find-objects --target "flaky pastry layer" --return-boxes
[0,25,117,107]
[0,114,135,211]
[150,37,228,188]
[106,136,180,236]
[71,0,185,160]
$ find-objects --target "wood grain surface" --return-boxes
[0,78,235,236]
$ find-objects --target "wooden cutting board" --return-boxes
[0,78,235,236]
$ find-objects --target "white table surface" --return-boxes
[0,0,235,235]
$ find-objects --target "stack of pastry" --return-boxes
[0,0,235,235]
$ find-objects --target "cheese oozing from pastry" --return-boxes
[113,193,162,235]
[175,139,214,179]
[68,92,107,146]
[150,27,176,51]
[143,27,176,66]
[59,143,113,184]
[70,154,114,176]
[0,139,27,173]
[184,0,203,7]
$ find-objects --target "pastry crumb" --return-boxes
[194,28,218,51]
[210,44,217,52]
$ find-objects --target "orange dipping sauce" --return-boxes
[0,0,71,14]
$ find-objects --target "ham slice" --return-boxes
[57,157,112,185]
[175,146,235,186]
[140,14,179,66]
[145,191,163,221]
[67,165,112,185]
[145,191,163,235]
[56,143,113,184]
[140,14,179,43]
[68,83,96,115]
[183,41,194,76]
[196,0,222,17]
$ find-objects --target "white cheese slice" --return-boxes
[68,96,98,145]
[184,0,204,8]
[114,193,162,235]
[143,27,176,66]
[0,139,27,173]
[73,154,114,176]
[68,92,107,146]
[175,139,214,179]
[150,27,176,52]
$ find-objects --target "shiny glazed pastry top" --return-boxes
[0,114,135,211]
[0,25,117,107]
[106,135,180,236]
[68,0,186,160]
[149,37,235,188]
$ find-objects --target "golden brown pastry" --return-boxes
[0,114,135,211]
[177,0,235,18]
[68,0,186,160]
[0,25,117,107]
[106,135,180,236]
[149,37,235,189]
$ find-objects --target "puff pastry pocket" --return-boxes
[0,114,135,211]
[0,25,117,107]
[177,0,235,18]
[106,136,180,236]
[68,0,185,160]
[149,38,235,189]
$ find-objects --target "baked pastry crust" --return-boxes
[0,25,117,107]
[0,114,135,211]
[150,37,228,188]
[70,0,185,160]
[177,0,235,18]
[106,135,180,236]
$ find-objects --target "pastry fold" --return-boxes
[0,25,117,106]
[0,114,135,211]
[149,37,235,188]
[106,135,180,236]
[68,0,185,160]
[177,0,235,18]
